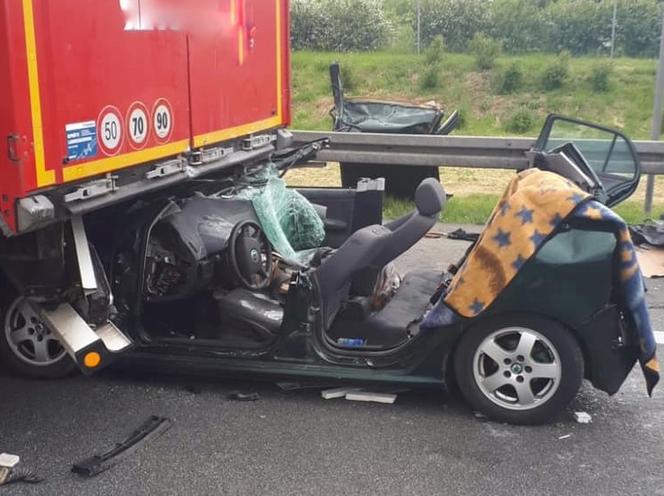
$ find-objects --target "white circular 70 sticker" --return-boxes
[127,103,149,148]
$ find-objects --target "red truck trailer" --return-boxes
[0,0,291,234]
[0,0,292,372]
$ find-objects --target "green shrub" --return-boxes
[420,65,441,90]
[417,0,491,52]
[497,62,523,94]
[588,61,612,93]
[456,105,469,130]
[339,64,357,92]
[290,0,391,52]
[489,0,547,53]
[425,36,446,66]
[505,107,536,133]
[470,33,502,71]
[541,51,570,91]
[390,24,416,53]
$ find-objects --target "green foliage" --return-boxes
[390,24,416,53]
[291,0,662,57]
[505,107,536,133]
[541,51,570,91]
[470,33,502,71]
[416,0,491,52]
[425,36,446,66]
[384,195,661,226]
[420,65,440,90]
[488,0,547,53]
[339,64,357,92]
[497,63,524,94]
[290,0,391,52]
[589,61,613,93]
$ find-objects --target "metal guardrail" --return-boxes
[291,131,664,175]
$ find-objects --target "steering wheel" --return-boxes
[228,220,273,290]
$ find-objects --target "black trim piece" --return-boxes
[72,416,172,477]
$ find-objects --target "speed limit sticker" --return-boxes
[127,102,149,149]
[97,106,124,156]
[152,99,173,142]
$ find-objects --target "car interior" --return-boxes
[131,176,446,353]
[116,116,639,355]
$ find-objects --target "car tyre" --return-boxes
[0,294,76,379]
[454,314,583,425]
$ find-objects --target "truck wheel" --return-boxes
[0,296,75,379]
[454,315,583,425]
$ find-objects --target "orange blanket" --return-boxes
[445,169,590,317]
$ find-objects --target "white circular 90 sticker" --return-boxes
[97,106,123,156]
[153,101,173,141]
[127,103,149,148]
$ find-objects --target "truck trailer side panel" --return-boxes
[0,0,290,234]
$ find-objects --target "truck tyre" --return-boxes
[0,295,76,379]
[454,314,584,425]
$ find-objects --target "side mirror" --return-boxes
[534,114,641,207]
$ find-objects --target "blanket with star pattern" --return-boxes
[423,168,659,394]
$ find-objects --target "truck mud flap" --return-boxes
[39,303,133,374]
[72,416,172,477]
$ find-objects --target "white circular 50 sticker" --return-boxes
[127,103,149,148]
[153,100,173,141]
[97,106,123,156]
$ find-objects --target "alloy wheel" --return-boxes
[473,326,562,411]
[4,297,66,367]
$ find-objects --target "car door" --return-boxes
[533,115,641,207]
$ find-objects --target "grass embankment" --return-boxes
[287,51,664,223]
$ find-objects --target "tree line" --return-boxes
[291,0,663,57]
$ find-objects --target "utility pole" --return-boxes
[416,0,421,55]
[610,0,617,58]
[646,11,664,215]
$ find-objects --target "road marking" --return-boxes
[654,332,664,345]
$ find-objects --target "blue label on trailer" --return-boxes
[66,121,98,161]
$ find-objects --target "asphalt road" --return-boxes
[1,225,663,496]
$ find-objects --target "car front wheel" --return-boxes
[0,296,76,379]
[454,315,584,425]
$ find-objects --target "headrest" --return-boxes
[415,178,446,217]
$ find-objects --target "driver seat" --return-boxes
[313,178,446,329]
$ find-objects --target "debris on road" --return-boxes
[447,228,481,242]
[0,453,20,468]
[345,391,397,404]
[72,416,172,478]
[635,245,664,278]
[472,411,488,422]
[0,455,43,487]
[276,382,335,392]
[558,434,572,440]
[573,412,593,424]
[321,387,361,400]
[228,391,260,402]
[0,467,43,486]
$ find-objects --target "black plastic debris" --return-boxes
[227,391,260,402]
[72,416,172,478]
[630,220,664,247]
[447,228,481,242]
[275,382,336,392]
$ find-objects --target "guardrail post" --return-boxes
[646,12,664,215]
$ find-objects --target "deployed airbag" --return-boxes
[239,166,326,265]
